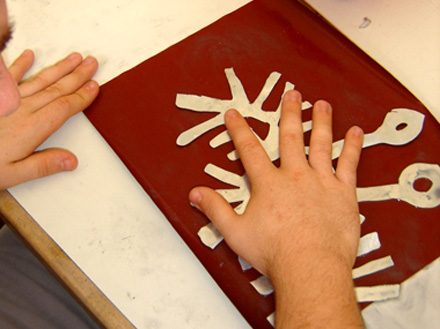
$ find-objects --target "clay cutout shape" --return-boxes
[357,163,440,208]
[176,68,312,163]
[352,256,395,280]
[306,108,425,159]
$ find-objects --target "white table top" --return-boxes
[4,1,439,328]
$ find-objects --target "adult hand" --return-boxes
[189,90,364,328]
[0,50,99,189]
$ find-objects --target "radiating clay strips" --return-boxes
[176,68,436,325]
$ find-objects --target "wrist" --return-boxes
[269,249,362,329]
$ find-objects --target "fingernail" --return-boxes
[315,100,331,114]
[62,158,75,171]
[189,189,202,208]
[85,80,98,91]
[352,126,363,136]
[22,49,33,56]
[225,109,239,119]
[67,52,81,61]
[83,56,96,65]
[284,90,301,102]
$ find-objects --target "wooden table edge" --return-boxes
[0,190,135,329]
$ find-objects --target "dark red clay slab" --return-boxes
[85,1,440,327]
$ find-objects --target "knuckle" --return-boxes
[54,96,72,111]
[35,158,53,178]
[238,138,260,154]
[46,84,65,98]
[30,74,50,87]
[282,129,302,142]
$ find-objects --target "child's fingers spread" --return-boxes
[21,57,98,112]
[18,52,83,97]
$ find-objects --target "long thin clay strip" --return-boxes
[176,94,234,112]
[197,223,223,250]
[357,163,440,208]
[177,114,225,146]
[357,232,381,257]
[355,284,400,302]
[352,256,394,279]
[253,72,282,109]
[250,275,274,296]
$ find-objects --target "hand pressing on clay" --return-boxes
[0,50,99,189]
[189,90,365,328]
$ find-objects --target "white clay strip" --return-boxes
[197,223,223,249]
[267,312,275,327]
[357,232,381,257]
[204,163,245,187]
[216,188,247,203]
[204,164,250,208]
[352,256,394,279]
[253,72,282,108]
[210,130,231,148]
[359,214,366,224]
[238,256,253,271]
[331,108,424,159]
[355,284,400,302]
[357,163,440,208]
[177,114,225,146]
[224,68,249,104]
[250,275,274,296]
[176,68,250,146]
[176,94,235,112]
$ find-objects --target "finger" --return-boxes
[21,56,98,112]
[3,148,77,189]
[308,100,333,173]
[336,126,364,186]
[279,90,307,169]
[18,52,83,97]
[8,49,35,83]
[225,109,273,181]
[189,186,238,240]
[29,80,99,148]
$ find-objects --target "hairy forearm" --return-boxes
[272,251,364,329]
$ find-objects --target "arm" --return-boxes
[0,50,99,189]
[189,90,364,328]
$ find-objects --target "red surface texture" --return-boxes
[85,1,440,327]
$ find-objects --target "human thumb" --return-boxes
[189,186,237,239]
